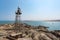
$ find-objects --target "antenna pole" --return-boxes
[18,0,20,7]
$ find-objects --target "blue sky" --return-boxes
[0,0,60,21]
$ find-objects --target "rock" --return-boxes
[17,38,33,40]
[0,24,60,40]
[45,33,58,40]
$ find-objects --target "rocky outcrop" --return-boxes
[0,24,60,40]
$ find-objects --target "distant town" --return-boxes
[45,20,60,22]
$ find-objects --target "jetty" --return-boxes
[0,23,60,40]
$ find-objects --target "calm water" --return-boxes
[0,21,60,30]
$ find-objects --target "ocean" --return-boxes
[0,21,60,30]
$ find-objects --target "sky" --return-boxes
[0,0,60,21]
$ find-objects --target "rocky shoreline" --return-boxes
[0,23,60,40]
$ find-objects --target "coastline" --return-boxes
[0,21,60,30]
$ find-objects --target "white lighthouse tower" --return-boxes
[15,7,22,25]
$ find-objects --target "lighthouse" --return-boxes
[15,7,22,26]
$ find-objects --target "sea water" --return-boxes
[0,21,60,30]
